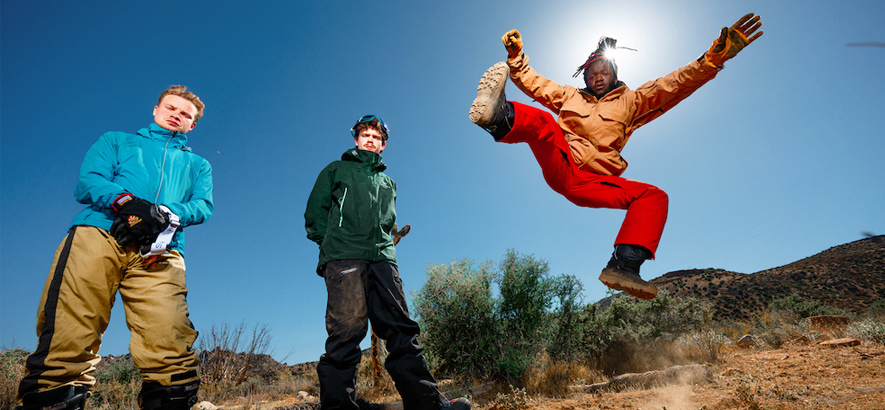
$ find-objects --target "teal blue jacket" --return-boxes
[71,123,214,254]
[305,148,397,271]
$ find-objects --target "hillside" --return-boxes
[652,235,885,321]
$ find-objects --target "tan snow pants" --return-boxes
[17,225,200,398]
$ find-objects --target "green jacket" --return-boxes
[305,148,398,272]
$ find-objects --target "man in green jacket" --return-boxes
[304,116,469,410]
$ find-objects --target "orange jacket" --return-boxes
[507,52,721,176]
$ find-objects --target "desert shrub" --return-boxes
[1,347,27,410]
[847,317,885,344]
[523,352,599,397]
[867,298,885,320]
[197,321,279,404]
[487,384,529,410]
[545,275,585,363]
[675,329,729,364]
[769,293,846,320]
[493,251,554,382]
[582,290,710,375]
[88,355,140,409]
[738,308,803,348]
[355,341,396,401]
[415,251,586,384]
[413,257,498,382]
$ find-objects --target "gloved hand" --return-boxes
[705,13,763,67]
[502,29,523,58]
[110,194,168,246]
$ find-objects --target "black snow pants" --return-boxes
[317,260,443,410]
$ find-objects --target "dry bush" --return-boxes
[486,384,529,410]
[523,353,599,397]
[88,355,140,409]
[197,321,277,405]
[1,348,27,410]
[355,346,397,403]
[847,317,885,344]
[674,329,728,364]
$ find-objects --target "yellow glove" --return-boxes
[705,13,763,67]
[502,29,523,59]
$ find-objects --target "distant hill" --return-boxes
[651,235,885,321]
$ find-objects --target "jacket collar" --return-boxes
[342,148,387,171]
[138,123,190,150]
[580,81,627,102]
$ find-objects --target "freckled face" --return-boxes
[153,95,198,134]
[354,127,385,153]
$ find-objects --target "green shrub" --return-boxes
[494,250,554,381]
[413,257,498,381]
[414,251,713,382]
[583,290,710,374]
[414,251,581,384]
[868,299,885,320]
[769,293,846,320]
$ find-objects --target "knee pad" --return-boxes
[18,385,90,410]
[137,381,199,410]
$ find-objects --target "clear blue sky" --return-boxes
[2,1,883,366]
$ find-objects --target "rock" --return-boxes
[818,338,861,348]
[574,364,713,393]
[192,402,217,410]
[784,335,810,345]
[736,334,758,348]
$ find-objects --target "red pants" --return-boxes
[499,102,668,257]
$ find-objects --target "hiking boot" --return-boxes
[599,265,658,300]
[441,397,471,410]
[469,62,513,139]
[17,385,90,410]
[598,245,657,299]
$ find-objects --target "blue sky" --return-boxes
[2,1,883,366]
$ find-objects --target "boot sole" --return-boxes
[468,62,509,126]
[599,268,658,300]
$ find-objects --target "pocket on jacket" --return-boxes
[597,108,628,125]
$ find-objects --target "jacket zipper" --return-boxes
[338,188,348,227]
[154,133,175,204]
[372,171,381,261]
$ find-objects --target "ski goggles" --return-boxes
[351,115,390,138]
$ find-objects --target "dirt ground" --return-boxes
[219,339,884,410]
[516,340,885,410]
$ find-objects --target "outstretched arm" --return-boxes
[501,29,571,113]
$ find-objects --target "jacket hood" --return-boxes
[342,148,387,171]
[138,123,191,151]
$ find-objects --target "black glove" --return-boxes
[111,194,168,246]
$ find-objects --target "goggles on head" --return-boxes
[351,115,390,138]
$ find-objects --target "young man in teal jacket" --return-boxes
[305,116,469,410]
[16,86,213,410]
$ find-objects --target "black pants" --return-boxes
[317,260,443,410]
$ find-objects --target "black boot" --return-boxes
[138,381,199,410]
[598,245,658,299]
[469,62,514,141]
[17,385,90,410]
